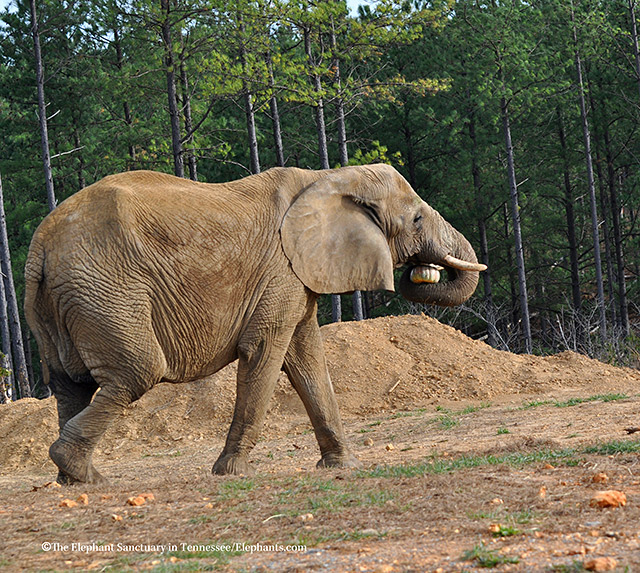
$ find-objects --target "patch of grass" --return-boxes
[584,439,640,455]
[519,399,553,410]
[491,524,520,538]
[512,509,534,524]
[367,420,382,427]
[389,408,427,419]
[217,478,256,500]
[361,438,636,479]
[461,403,491,415]
[520,393,628,411]
[437,415,460,430]
[497,427,510,435]
[188,515,216,525]
[360,448,578,478]
[308,487,394,512]
[462,544,519,567]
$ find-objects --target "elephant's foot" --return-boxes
[212,453,255,476]
[316,451,361,470]
[50,438,107,485]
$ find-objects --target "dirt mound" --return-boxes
[2,314,638,472]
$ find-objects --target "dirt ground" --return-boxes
[1,314,639,572]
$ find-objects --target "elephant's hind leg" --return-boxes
[49,311,167,484]
[283,305,360,470]
[48,371,100,484]
[49,373,158,484]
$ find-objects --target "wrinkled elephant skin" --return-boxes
[24,165,482,483]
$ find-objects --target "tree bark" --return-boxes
[501,94,532,354]
[603,123,629,336]
[468,99,497,347]
[571,2,607,340]
[29,0,56,212]
[557,109,582,320]
[238,18,260,175]
[179,45,197,181]
[160,0,184,178]
[0,265,15,401]
[113,24,136,165]
[330,23,363,321]
[304,26,340,321]
[266,54,285,167]
[629,0,640,101]
[0,174,31,398]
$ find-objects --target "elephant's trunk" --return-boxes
[398,225,484,308]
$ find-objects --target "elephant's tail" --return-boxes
[24,237,64,385]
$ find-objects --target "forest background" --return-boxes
[0,0,639,400]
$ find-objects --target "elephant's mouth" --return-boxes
[407,255,486,285]
[409,264,443,284]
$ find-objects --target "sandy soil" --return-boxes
[1,314,639,571]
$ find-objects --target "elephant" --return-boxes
[24,164,485,484]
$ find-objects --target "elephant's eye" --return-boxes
[414,214,423,225]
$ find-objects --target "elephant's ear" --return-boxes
[280,169,395,294]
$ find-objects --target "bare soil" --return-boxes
[1,314,639,572]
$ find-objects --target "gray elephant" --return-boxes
[24,164,485,484]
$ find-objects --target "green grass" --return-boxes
[216,478,256,500]
[360,448,578,478]
[521,393,628,410]
[519,399,554,410]
[460,403,492,415]
[497,427,510,435]
[462,544,519,567]
[491,524,520,538]
[307,487,395,512]
[359,437,640,479]
[437,414,460,430]
[554,393,628,408]
[584,439,640,455]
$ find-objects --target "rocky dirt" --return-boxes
[1,314,639,572]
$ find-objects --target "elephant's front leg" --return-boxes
[283,304,360,470]
[212,312,296,476]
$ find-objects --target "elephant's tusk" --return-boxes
[443,254,487,272]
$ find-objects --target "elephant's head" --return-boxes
[280,164,485,307]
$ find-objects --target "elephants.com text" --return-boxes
[41,541,307,554]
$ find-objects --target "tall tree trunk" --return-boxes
[0,268,15,401]
[500,94,532,354]
[330,24,363,321]
[113,24,136,165]
[629,0,640,101]
[160,0,184,178]
[587,87,617,329]
[29,0,56,211]
[304,26,340,321]
[603,123,629,336]
[0,174,31,398]
[238,18,260,175]
[179,47,197,181]
[266,55,285,167]
[503,202,519,348]
[557,109,583,337]
[468,98,497,347]
[571,2,607,340]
